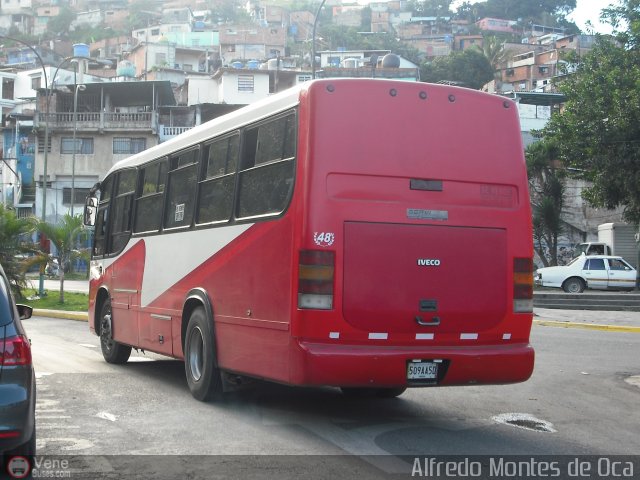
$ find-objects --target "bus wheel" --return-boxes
[184,306,223,401]
[99,299,131,364]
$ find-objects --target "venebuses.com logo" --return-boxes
[6,456,71,479]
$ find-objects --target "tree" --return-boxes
[0,205,38,299]
[526,138,566,267]
[407,0,454,17]
[46,5,75,36]
[420,47,494,89]
[33,215,89,303]
[542,0,640,225]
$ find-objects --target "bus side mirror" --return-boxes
[84,196,98,227]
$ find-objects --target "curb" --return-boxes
[33,309,88,322]
[533,319,640,333]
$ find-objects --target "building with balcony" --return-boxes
[32,80,176,222]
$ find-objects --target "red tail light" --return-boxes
[298,250,335,310]
[0,335,32,366]
[513,257,533,313]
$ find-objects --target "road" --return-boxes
[21,315,640,479]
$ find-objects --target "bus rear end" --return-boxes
[290,79,534,390]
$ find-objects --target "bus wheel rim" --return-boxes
[188,326,205,382]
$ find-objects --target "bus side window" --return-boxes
[164,148,199,229]
[109,169,137,254]
[134,159,167,233]
[93,175,113,257]
[197,135,239,225]
[237,113,296,218]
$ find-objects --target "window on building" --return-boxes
[62,187,91,205]
[31,76,41,90]
[151,28,160,36]
[238,75,254,92]
[298,75,311,83]
[37,131,52,153]
[61,137,94,154]
[113,137,147,154]
[183,64,193,71]
[156,53,167,64]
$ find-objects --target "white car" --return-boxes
[534,255,637,293]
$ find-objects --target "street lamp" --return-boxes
[311,0,327,79]
[71,83,86,217]
[0,35,50,296]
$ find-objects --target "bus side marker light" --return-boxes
[416,333,434,340]
[502,333,512,340]
[329,332,340,339]
[368,333,388,340]
[460,333,478,340]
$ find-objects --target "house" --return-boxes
[31,80,177,222]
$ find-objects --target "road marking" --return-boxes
[96,411,117,422]
[533,319,640,333]
[625,375,640,389]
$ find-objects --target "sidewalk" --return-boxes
[534,308,640,332]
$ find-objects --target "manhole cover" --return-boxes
[492,413,557,433]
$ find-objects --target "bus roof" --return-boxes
[105,81,306,176]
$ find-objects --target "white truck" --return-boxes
[576,222,639,269]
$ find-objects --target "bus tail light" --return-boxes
[0,335,32,366]
[298,250,335,310]
[513,257,533,313]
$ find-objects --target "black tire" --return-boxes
[99,298,132,364]
[184,306,223,401]
[562,277,585,294]
[341,387,406,399]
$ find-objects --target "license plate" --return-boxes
[407,361,438,380]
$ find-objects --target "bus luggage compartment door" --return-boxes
[342,222,507,334]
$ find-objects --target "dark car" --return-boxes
[0,262,35,462]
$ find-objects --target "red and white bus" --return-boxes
[84,79,534,401]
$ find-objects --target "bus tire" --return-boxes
[184,306,223,402]
[99,298,132,364]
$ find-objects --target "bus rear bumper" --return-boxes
[294,341,535,387]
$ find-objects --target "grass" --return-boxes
[21,289,89,312]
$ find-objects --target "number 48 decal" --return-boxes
[314,232,335,247]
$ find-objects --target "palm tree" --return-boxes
[0,204,38,299]
[526,138,566,267]
[32,214,89,303]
